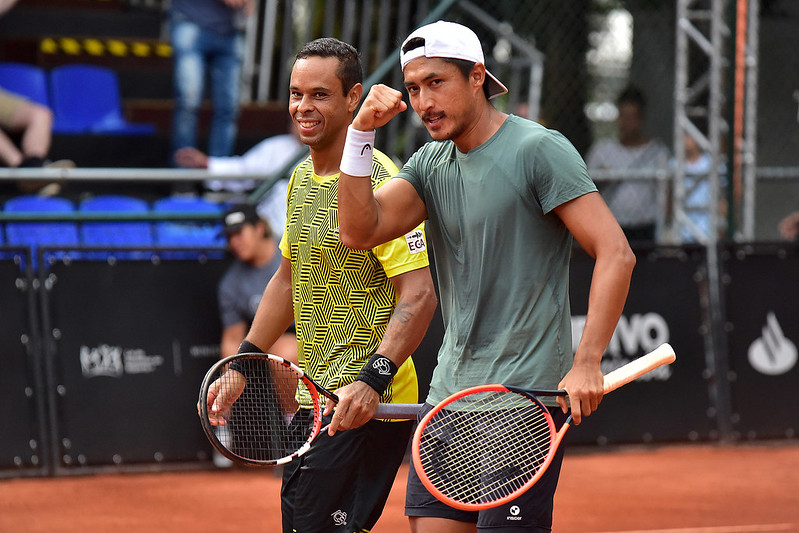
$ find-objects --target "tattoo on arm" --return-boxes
[390,301,414,325]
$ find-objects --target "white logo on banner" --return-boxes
[748,312,797,376]
[80,345,164,378]
[571,312,672,381]
[80,344,124,378]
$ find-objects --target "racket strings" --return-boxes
[212,357,312,463]
[417,390,554,505]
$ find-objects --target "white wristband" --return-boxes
[340,125,376,177]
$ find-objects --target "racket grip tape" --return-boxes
[602,343,676,393]
[374,403,423,420]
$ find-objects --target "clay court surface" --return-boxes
[1,442,797,532]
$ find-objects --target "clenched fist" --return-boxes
[352,84,407,131]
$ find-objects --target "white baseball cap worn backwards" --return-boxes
[400,20,509,100]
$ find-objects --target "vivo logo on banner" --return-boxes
[80,344,164,378]
[572,312,672,381]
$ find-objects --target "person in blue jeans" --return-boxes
[168,0,252,180]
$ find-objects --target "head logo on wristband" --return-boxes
[356,353,398,395]
[372,357,392,375]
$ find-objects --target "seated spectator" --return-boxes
[0,87,73,194]
[1,86,53,168]
[174,131,304,238]
[214,202,297,467]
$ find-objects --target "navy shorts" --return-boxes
[281,409,413,533]
[405,403,568,532]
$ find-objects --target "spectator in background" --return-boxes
[778,211,799,242]
[213,202,297,467]
[0,86,53,169]
[675,132,727,243]
[0,87,73,195]
[217,203,296,361]
[586,85,670,243]
[168,0,253,189]
[0,0,19,16]
[174,130,305,237]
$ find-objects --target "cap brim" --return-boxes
[218,224,245,238]
[485,70,508,100]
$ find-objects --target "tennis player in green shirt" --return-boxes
[336,20,636,533]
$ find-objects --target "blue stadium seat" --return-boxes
[49,64,156,135]
[79,195,154,259]
[4,195,80,269]
[153,196,226,250]
[0,221,16,265]
[0,62,50,107]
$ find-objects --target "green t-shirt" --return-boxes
[396,115,597,405]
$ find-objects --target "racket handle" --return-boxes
[375,403,423,419]
[602,343,676,393]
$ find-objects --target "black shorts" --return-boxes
[281,409,413,533]
[405,403,568,532]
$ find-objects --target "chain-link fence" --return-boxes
[751,1,799,241]
[189,0,797,242]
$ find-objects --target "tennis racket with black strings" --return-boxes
[411,343,676,510]
[198,352,422,466]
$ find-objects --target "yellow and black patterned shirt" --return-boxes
[279,149,429,409]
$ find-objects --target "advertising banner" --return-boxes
[0,254,48,476]
[568,247,715,445]
[723,243,799,440]
[42,257,228,469]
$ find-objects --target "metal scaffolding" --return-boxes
[673,0,760,440]
[672,0,759,244]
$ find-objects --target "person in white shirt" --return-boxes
[586,85,670,242]
[174,131,306,237]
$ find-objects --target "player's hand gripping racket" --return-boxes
[411,343,676,510]
[198,352,421,466]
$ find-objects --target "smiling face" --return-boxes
[403,56,485,143]
[289,56,360,152]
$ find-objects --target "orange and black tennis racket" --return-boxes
[198,353,421,466]
[411,343,676,510]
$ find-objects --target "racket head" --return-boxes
[411,384,560,510]
[198,353,323,466]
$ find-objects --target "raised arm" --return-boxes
[338,84,427,250]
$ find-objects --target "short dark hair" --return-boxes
[617,85,646,112]
[296,38,363,96]
[401,37,490,99]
